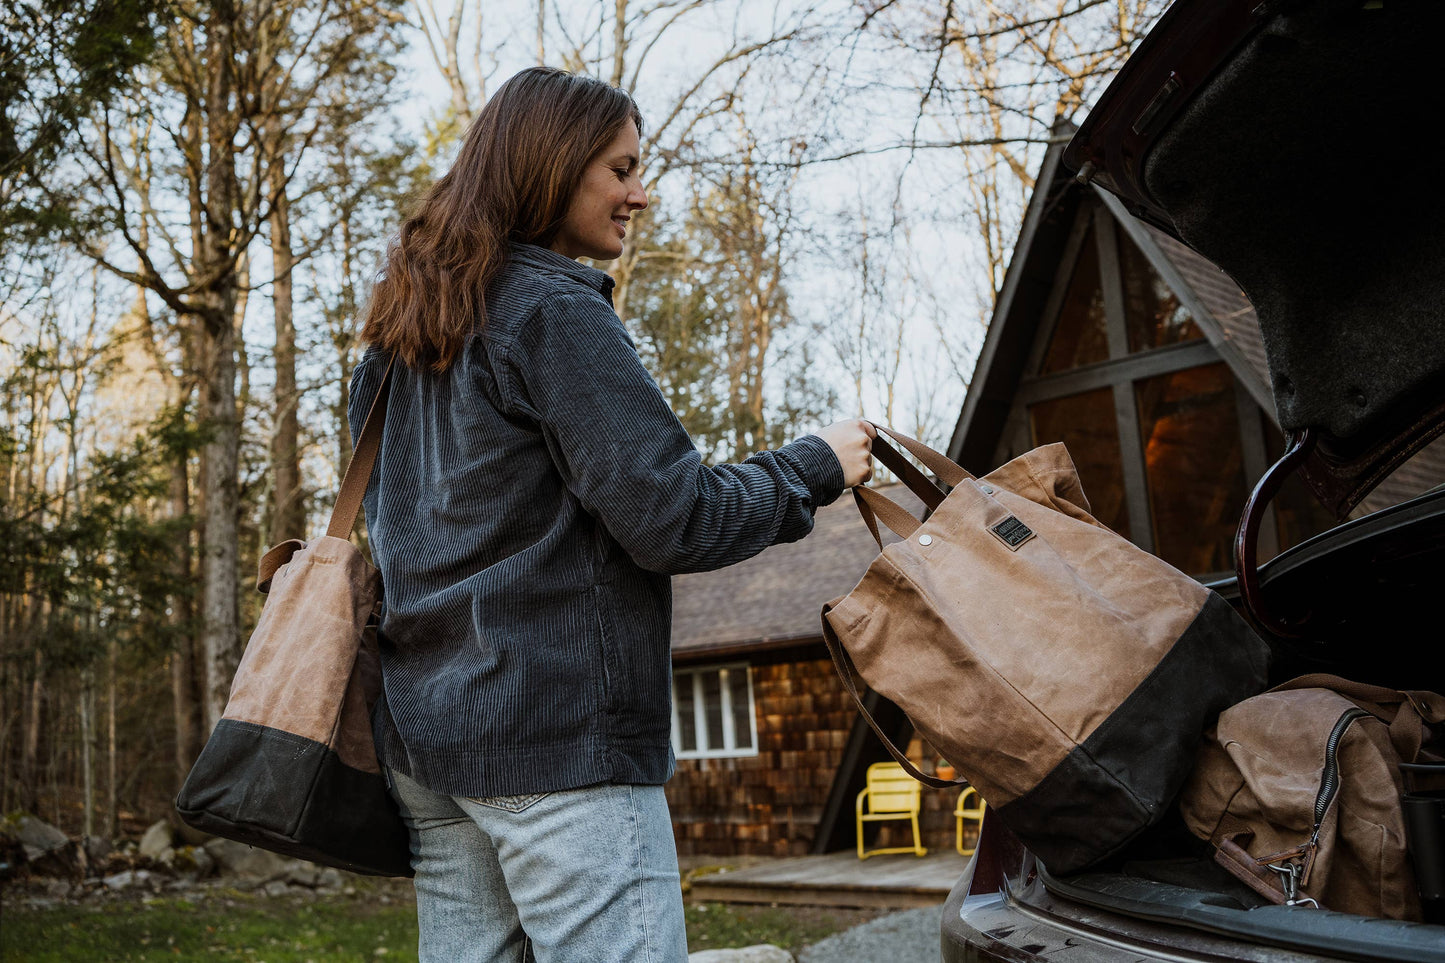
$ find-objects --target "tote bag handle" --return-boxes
[820,422,977,789]
[852,423,974,549]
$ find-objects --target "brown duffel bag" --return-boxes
[822,426,1270,874]
[1180,675,1445,919]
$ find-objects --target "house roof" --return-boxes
[947,132,1444,518]
[670,483,926,661]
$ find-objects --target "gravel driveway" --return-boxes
[797,906,942,963]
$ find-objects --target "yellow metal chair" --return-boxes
[954,786,986,856]
[856,762,927,859]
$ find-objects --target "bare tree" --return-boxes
[71,0,407,731]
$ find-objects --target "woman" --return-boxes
[349,67,874,963]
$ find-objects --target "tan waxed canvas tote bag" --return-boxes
[176,358,412,877]
[821,425,1271,874]
[1180,675,1445,919]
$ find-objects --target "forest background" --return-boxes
[0,0,1167,841]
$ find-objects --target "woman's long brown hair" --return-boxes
[362,68,643,371]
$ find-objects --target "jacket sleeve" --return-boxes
[494,289,845,574]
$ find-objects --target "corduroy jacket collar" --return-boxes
[507,242,615,300]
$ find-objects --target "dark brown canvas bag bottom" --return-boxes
[994,592,1268,874]
[176,719,413,878]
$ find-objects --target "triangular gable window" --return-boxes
[1040,221,1109,374]
[1119,228,1202,354]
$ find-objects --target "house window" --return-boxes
[1040,221,1110,374]
[672,664,758,759]
[1135,362,1246,574]
[1006,200,1338,573]
[1118,228,1203,353]
[1030,387,1131,537]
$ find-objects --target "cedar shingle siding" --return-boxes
[667,658,966,856]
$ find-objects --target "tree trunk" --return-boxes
[198,6,242,735]
[22,649,43,812]
[199,306,240,735]
[267,126,302,544]
[336,209,358,475]
[107,638,118,839]
[172,458,202,791]
[79,672,94,839]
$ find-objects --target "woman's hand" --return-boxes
[816,419,877,488]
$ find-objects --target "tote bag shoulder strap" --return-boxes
[258,355,396,591]
[327,354,397,539]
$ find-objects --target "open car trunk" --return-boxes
[1037,0,1445,954]
[1020,486,1445,960]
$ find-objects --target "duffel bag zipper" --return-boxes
[1266,706,1370,908]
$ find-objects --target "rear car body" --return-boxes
[942,0,1445,957]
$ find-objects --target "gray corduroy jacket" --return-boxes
[347,243,844,798]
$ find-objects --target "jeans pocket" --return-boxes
[464,791,551,814]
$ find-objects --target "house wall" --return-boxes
[666,654,971,857]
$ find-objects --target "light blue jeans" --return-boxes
[386,768,688,963]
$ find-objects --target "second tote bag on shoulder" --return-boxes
[822,425,1270,874]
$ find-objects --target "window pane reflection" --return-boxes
[1041,221,1110,373]
[1119,231,1202,353]
[1136,363,1245,574]
[702,671,724,751]
[675,677,697,752]
[1029,388,1130,537]
[727,669,753,750]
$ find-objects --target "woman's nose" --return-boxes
[629,180,649,210]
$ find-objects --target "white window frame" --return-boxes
[670,663,759,760]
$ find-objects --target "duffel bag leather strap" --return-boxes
[1271,673,1445,762]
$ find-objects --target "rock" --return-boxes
[103,869,154,891]
[2,814,85,879]
[7,813,69,862]
[316,867,345,890]
[42,878,73,899]
[82,836,113,865]
[262,879,291,897]
[201,838,293,880]
[165,845,216,879]
[689,947,795,963]
[139,821,174,860]
[285,862,321,887]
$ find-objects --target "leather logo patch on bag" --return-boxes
[990,516,1034,550]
